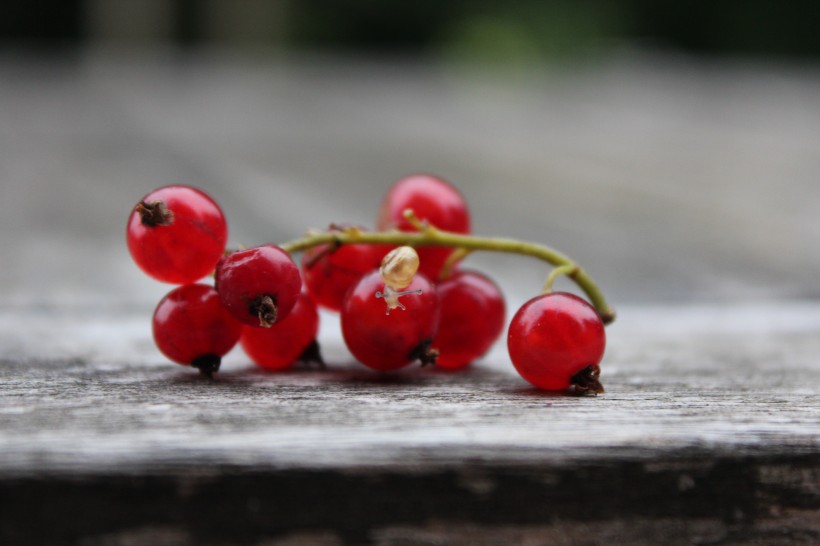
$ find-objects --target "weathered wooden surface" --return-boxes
[1,52,819,544]
[1,304,819,544]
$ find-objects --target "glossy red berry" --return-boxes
[301,230,393,312]
[215,244,302,328]
[152,283,242,376]
[240,292,320,370]
[433,270,505,370]
[507,292,606,393]
[341,270,440,370]
[376,174,470,279]
[127,185,228,284]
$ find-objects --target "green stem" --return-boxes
[438,247,472,280]
[281,227,616,325]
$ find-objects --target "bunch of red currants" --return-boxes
[126,175,610,394]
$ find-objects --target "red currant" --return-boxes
[433,270,505,370]
[240,292,320,370]
[215,244,302,327]
[301,229,393,312]
[376,174,470,279]
[152,283,242,376]
[507,292,605,393]
[127,185,228,284]
[341,270,440,370]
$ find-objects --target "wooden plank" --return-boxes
[2,455,817,545]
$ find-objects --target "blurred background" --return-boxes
[1,0,819,317]
[5,0,820,58]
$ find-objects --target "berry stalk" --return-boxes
[281,216,616,325]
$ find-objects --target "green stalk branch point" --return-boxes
[543,264,581,294]
[402,209,430,232]
[281,225,616,325]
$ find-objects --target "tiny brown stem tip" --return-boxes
[136,200,174,227]
[191,354,221,379]
[569,364,605,396]
[250,294,278,328]
[600,309,617,325]
[297,339,326,369]
[409,339,439,367]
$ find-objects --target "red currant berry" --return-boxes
[127,185,228,284]
[433,270,505,370]
[341,270,440,371]
[152,283,242,376]
[301,229,393,312]
[507,292,606,393]
[215,244,301,328]
[376,174,471,279]
[240,292,320,370]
